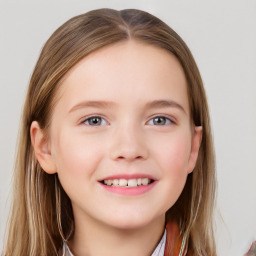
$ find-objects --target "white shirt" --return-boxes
[62,229,167,256]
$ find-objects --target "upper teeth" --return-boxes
[103,178,151,187]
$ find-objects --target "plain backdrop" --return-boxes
[0,1,255,255]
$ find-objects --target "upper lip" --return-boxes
[98,174,157,181]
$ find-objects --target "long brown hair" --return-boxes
[3,8,216,256]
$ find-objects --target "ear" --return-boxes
[187,126,202,174]
[30,121,57,174]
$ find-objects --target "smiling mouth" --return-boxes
[100,178,154,188]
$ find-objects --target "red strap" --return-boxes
[164,222,183,256]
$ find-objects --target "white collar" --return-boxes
[62,229,167,256]
[151,229,167,256]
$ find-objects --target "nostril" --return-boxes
[110,141,148,161]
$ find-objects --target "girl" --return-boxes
[3,8,216,256]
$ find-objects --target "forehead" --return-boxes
[55,40,189,113]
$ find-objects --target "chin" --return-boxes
[101,211,164,231]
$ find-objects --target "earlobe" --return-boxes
[187,126,202,174]
[30,121,57,174]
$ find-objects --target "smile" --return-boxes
[98,175,157,196]
[102,178,153,187]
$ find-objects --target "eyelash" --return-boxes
[148,115,175,126]
[81,115,175,127]
[82,115,108,126]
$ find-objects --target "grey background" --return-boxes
[0,1,256,255]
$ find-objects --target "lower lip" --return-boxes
[99,181,157,196]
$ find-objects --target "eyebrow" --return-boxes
[69,99,186,114]
[145,100,186,114]
[69,100,117,113]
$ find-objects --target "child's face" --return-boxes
[34,40,202,230]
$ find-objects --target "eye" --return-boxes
[148,116,174,126]
[83,116,108,126]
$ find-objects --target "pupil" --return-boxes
[154,117,165,125]
[90,117,101,125]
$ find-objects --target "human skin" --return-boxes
[31,40,202,256]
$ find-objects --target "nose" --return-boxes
[109,123,148,161]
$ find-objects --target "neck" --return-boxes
[68,211,165,256]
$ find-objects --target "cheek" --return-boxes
[145,132,192,213]
[152,131,192,174]
[51,128,103,177]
